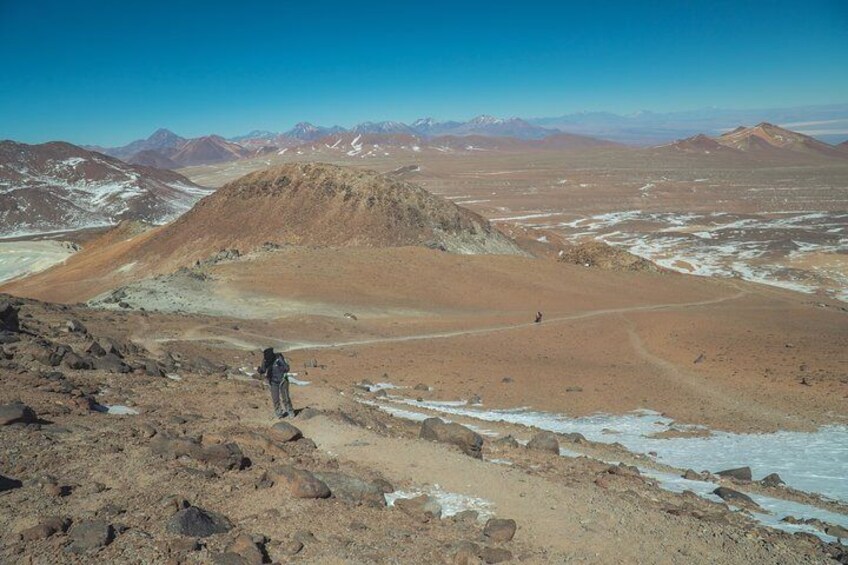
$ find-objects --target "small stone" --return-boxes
[225,533,264,565]
[483,518,516,542]
[394,494,442,521]
[713,487,757,507]
[526,431,559,454]
[493,435,519,449]
[420,418,483,459]
[19,516,70,541]
[270,421,303,442]
[67,520,115,553]
[452,510,479,523]
[683,469,701,481]
[0,402,37,425]
[414,383,430,391]
[66,319,87,334]
[716,467,752,482]
[480,546,513,563]
[166,506,232,538]
[760,473,785,487]
[272,466,330,499]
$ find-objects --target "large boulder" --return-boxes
[483,518,517,542]
[0,402,37,425]
[716,467,752,482]
[526,431,559,455]
[271,466,331,499]
[0,301,20,333]
[166,506,232,538]
[420,418,483,459]
[313,472,387,507]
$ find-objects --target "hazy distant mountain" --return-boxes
[0,141,211,237]
[229,130,278,142]
[93,128,186,160]
[169,135,250,167]
[284,122,346,141]
[531,104,848,145]
[352,121,418,135]
[126,149,180,169]
[410,117,462,136]
[408,115,556,139]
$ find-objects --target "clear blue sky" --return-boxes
[1,0,847,146]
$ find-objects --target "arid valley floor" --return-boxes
[1,146,847,564]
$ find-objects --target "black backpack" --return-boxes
[271,354,290,379]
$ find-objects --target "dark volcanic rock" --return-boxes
[92,352,132,373]
[63,352,93,370]
[67,520,115,553]
[0,474,23,492]
[526,431,559,454]
[420,418,483,459]
[166,506,232,537]
[760,473,785,487]
[716,466,752,482]
[0,301,20,332]
[713,487,757,507]
[0,402,37,425]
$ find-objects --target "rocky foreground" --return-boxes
[1,295,846,564]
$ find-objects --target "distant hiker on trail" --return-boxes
[535,311,543,324]
[258,347,294,418]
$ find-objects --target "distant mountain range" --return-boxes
[89,116,597,168]
[77,104,848,169]
[0,140,212,237]
[530,104,848,145]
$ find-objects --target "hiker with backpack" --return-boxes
[258,347,294,418]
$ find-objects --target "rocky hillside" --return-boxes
[0,141,212,237]
[559,241,665,273]
[140,162,523,258]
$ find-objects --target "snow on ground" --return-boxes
[382,400,848,504]
[0,240,77,282]
[363,396,847,541]
[386,486,494,519]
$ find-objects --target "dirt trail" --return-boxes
[158,290,750,353]
[293,411,660,562]
[624,319,806,430]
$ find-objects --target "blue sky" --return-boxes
[1,0,847,145]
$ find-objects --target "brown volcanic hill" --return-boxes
[169,135,250,166]
[717,122,843,158]
[0,140,211,237]
[150,162,522,257]
[4,163,524,299]
[126,149,179,169]
[663,134,737,154]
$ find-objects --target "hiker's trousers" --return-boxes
[269,375,294,417]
